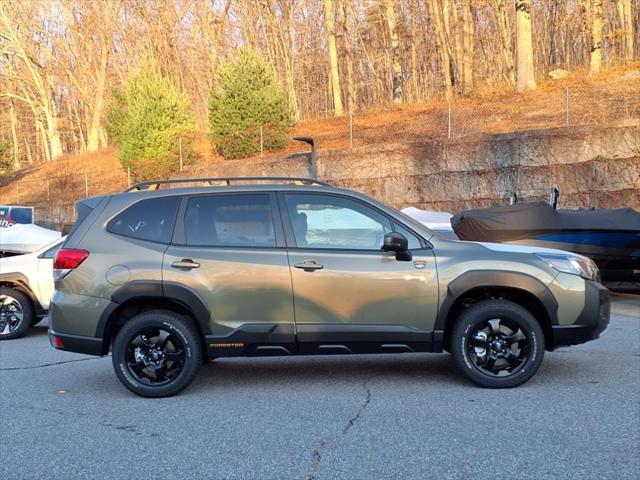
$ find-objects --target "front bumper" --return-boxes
[552,280,610,349]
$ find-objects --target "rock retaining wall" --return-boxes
[186,122,640,212]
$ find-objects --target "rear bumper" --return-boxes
[552,280,610,349]
[49,330,105,356]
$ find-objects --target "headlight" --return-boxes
[535,253,600,281]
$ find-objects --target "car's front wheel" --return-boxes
[112,311,203,397]
[0,288,33,340]
[450,300,544,388]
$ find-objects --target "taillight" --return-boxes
[53,248,89,280]
[51,335,65,349]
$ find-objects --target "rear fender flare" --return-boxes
[96,280,212,338]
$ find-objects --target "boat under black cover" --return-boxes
[451,202,640,284]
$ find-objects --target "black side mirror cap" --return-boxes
[382,232,409,254]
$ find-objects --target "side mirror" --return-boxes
[382,232,408,252]
[382,232,412,261]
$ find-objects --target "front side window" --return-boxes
[107,196,180,244]
[184,194,276,247]
[393,222,422,250]
[284,194,393,250]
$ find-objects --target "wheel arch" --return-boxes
[96,281,212,355]
[436,271,558,351]
[0,273,44,317]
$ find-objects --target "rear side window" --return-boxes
[184,194,276,247]
[108,196,180,244]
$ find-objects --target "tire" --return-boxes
[450,299,545,388]
[111,310,203,398]
[0,288,33,340]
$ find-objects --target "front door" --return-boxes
[280,192,439,354]
[163,192,295,356]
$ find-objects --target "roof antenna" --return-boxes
[293,136,316,179]
[548,187,559,209]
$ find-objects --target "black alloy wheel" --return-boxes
[451,299,545,388]
[125,326,187,386]
[112,311,203,397]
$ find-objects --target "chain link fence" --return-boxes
[2,80,639,232]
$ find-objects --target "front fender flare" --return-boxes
[434,270,559,333]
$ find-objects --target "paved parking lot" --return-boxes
[1,295,638,480]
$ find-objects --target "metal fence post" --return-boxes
[349,112,353,150]
[447,100,452,140]
[179,136,183,172]
[260,126,264,157]
[127,167,131,188]
[84,173,89,197]
[565,87,570,127]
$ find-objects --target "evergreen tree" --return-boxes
[0,139,10,172]
[209,50,291,159]
[107,65,196,180]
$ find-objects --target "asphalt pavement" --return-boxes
[1,295,638,480]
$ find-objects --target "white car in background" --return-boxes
[0,238,64,339]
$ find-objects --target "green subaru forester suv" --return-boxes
[49,177,610,397]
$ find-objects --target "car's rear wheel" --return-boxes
[0,288,33,340]
[450,300,544,388]
[112,311,203,398]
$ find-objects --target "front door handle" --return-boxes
[294,260,324,271]
[171,259,200,270]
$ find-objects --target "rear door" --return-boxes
[163,192,295,355]
[280,192,439,353]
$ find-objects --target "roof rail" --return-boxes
[124,176,331,192]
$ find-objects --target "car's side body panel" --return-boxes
[0,238,64,315]
[49,183,610,363]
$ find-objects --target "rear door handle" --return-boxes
[294,261,324,271]
[171,259,200,270]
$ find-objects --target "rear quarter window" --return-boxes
[107,196,180,244]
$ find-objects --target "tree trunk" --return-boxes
[590,0,604,75]
[493,0,515,85]
[36,118,51,162]
[9,100,20,170]
[515,0,536,92]
[87,37,109,152]
[324,0,344,116]
[383,0,403,103]
[46,120,63,160]
[339,0,357,112]
[618,0,635,61]
[409,1,420,101]
[427,0,454,99]
[460,0,475,94]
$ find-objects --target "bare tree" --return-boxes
[382,0,403,102]
[324,0,344,115]
[588,0,604,75]
[426,0,454,99]
[515,0,536,92]
[616,0,635,61]
[0,1,64,160]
